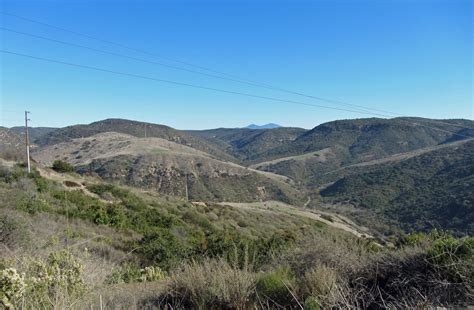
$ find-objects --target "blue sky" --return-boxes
[0,0,472,129]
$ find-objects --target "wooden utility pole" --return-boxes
[24,111,31,173]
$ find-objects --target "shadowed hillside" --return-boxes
[320,139,474,235]
[252,118,474,184]
[258,118,473,162]
[10,126,57,142]
[189,127,306,161]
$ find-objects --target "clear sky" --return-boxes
[0,0,472,130]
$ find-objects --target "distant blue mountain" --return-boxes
[245,123,282,129]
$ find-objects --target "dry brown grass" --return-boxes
[82,281,166,309]
[300,265,339,307]
[165,259,256,310]
[348,245,474,308]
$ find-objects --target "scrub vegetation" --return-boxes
[1,163,472,308]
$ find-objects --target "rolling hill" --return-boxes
[251,117,474,185]
[0,127,24,161]
[10,126,57,142]
[33,119,237,162]
[189,127,306,161]
[32,132,303,204]
[319,139,474,235]
[258,117,473,161]
[20,116,474,235]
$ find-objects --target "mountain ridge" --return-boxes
[32,131,303,204]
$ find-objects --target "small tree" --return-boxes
[52,160,74,173]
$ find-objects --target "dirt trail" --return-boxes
[249,148,332,169]
[303,196,311,207]
[218,200,372,238]
[328,138,474,174]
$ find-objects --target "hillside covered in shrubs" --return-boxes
[1,162,473,308]
[25,117,474,237]
[320,140,474,235]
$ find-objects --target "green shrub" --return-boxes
[87,183,147,211]
[33,176,49,192]
[89,204,127,227]
[129,209,178,233]
[257,267,295,306]
[93,205,110,225]
[138,229,189,270]
[106,205,127,228]
[52,189,91,206]
[402,231,428,246]
[1,251,86,308]
[198,230,296,270]
[304,297,321,310]
[18,197,50,214]
[24,250,85,307]
[1,268,25,308]
[52,160,74,173]
[106,264,166,284]
[140,266,167,282]
[106,263,142,284]
[86,184,116,196]
[428,235,474,265]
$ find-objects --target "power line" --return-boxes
[0,49,387,116]
[0,11,402,116]
[0,11,271,83]
[0,25,378,115]
[2,49,471,139]
[1,13,471,130]
[1,26,309,105]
